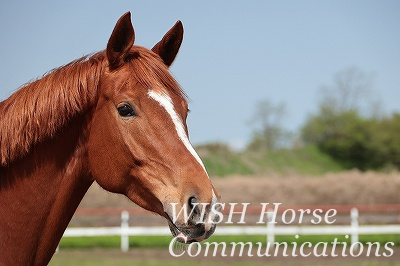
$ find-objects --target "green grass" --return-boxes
[197,144,343,177]
[51,259,245,266]
[52,234,400,266]
[197,143,256,176]
[202,156,255,176]
[60,235,173,249]
[50,255,400,266]
[262,146,344,175]
[59,234,400,249]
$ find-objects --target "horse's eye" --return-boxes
[117,104,136,117]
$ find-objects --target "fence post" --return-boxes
[351,208,359,247]
[121,210,129,252]
[267,209,275,245]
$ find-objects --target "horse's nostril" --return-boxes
[188,196,198,211]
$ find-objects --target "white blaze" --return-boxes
[148,89,219,227]
[147,90,207,174]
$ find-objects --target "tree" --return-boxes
[318,66,374,113]
[301,67,397,171]
[302,110,388,170]
[379,113,400,169]
[247,100,290,151]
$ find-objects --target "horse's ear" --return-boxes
[152,21,183,67]
[107,12,135,69]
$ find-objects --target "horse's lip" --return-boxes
[164,212,180,232]
[164,212,197,243]
[164,212,185,237]
[164,212,211,243]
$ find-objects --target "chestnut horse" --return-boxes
[0,12,220,265]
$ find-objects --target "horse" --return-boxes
[0,12,220,265]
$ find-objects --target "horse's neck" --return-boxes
[0,114,93,265]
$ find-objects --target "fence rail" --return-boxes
[60,208,400,252]
[74,204,400,216]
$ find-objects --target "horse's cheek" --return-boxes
[87,115,125,193]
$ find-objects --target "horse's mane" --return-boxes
[0,46,185,166]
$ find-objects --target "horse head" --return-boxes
[87,12,220,243]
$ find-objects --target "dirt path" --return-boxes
[80,171,400,208]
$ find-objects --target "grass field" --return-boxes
[196,144,344,176]
[59,234,400,249]
[53,234,400,264]
[50,248,400,266]
[51,234,400,266]
[52,234,400,265]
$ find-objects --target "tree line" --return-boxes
[248,67,400,171]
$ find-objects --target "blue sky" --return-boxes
[1,1,399,149]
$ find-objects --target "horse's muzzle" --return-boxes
[164,201,220,243]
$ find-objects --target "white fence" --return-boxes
[61,208,400,252]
